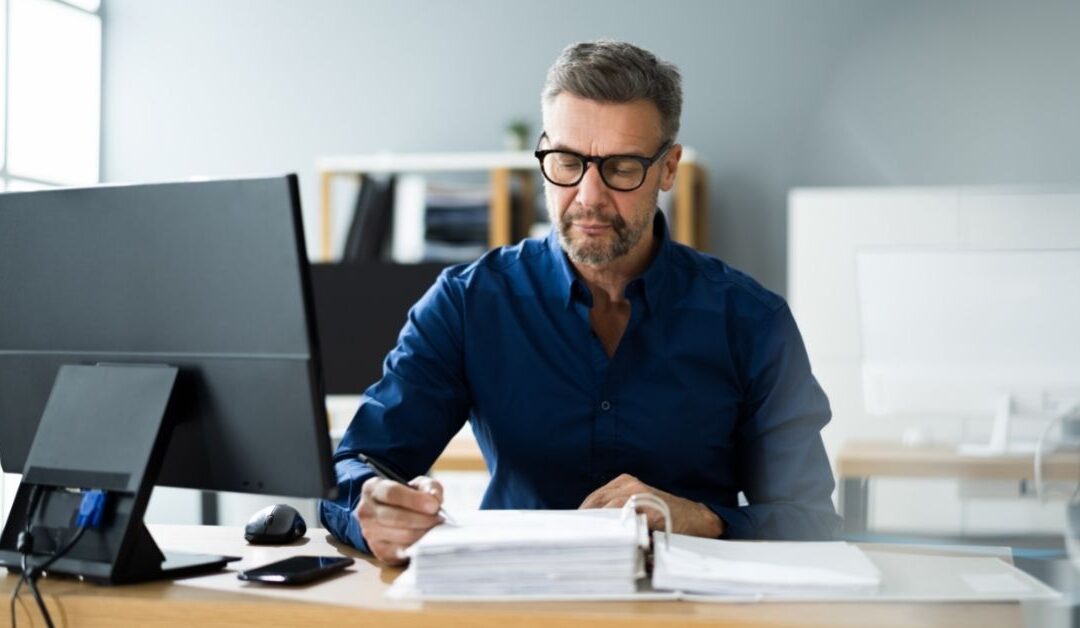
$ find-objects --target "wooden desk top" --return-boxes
[432,433,487,472]
[838,440,1080,481]
[1,524,1027,627]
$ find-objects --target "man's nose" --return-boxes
[575,163,609,209]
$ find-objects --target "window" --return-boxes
[1,0,101,191]
[0,0,100,525]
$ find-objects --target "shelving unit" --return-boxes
[316,149,707,262]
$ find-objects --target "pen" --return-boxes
[357,452,458,525]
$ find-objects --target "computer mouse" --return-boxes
[244,504,307,544]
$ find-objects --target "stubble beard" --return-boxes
[553,186,659,267]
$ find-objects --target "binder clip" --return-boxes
[622,493,671,551]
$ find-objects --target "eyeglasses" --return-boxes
[534,133,673,192]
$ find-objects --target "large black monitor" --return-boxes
[310,262,447,395]
[0,175,334,583]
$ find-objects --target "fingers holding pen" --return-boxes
[409,476,445,505]
[357,475,448,565]
[365,478,443,524]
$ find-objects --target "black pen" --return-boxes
[357,452,458,525]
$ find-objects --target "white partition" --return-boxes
[788,186,1080,533]
[857,249,1080,422]
[1,474,19,529]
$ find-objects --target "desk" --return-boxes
[327,396,488,473]
[433,432,487,472]
[837,440,1080,534]
[2,524,1030,627]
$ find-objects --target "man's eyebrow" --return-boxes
[544,140,650,157]
[546,141,580,152]
[537,134,576,152]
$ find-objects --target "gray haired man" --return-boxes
[321,40,841,565]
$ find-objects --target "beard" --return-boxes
[554,187,659,267]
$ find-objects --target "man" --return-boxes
[320,40,841,565]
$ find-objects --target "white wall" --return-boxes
[95,0,1080,529]
[789,186,1080,533]
[102,0,1080,294]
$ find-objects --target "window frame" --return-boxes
[1,0,103,190]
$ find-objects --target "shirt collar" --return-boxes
[546,211,672,313]
[546,225,582,309]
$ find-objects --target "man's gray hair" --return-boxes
[542,40,682,142]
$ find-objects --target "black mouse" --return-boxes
[244,503,307,544]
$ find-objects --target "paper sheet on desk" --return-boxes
[386,566,679,601]
[673,547,1062,604]
[652,534,881,597]
[398,509,647,597]
[387,540,1062,603]
[402,509,646,554]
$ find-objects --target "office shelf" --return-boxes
[316,149,707,262]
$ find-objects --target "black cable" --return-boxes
[10,485,43,628]
[9,569,24,627]
[20,522,87,628]
[35,526,86,574]
[25,487,43,529]
[21,553,53,628]
[10,486,88,628]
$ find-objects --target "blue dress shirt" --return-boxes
[320,213,841,551]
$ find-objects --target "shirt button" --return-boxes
[600,400,612,411]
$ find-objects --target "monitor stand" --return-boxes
[0,364,239,584]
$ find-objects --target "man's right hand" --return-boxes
[356,475,445,566]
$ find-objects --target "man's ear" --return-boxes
[658,144,683,192]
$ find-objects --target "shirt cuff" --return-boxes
[319,498,373,555]
[705,504,756,540]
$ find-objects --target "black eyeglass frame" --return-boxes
[533,132,674,192]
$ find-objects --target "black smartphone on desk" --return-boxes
[237,555,354,585]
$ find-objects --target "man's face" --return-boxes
[541,93,680,267]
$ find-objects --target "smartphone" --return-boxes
[237,555,354,585]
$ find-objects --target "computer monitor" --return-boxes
[856,248,1080,453]
[310,261,447,395]
[0,175,334,583]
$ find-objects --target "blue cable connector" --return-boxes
[75,489,108,528]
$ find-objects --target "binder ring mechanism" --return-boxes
[622,493,671,550]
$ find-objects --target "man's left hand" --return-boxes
[579,473,725,538]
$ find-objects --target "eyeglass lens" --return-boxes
[541,153,647,191]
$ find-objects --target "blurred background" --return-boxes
[4,0,1080,571]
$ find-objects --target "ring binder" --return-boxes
[622,493,671,550]
[401,508,647,596]
[385,497,1060,603]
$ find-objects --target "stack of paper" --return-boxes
[402,509,647,596]
[652,533,882,597]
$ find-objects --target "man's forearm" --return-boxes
[579,473,726,538]
[683,500,725,538]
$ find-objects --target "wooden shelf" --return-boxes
[316,149,706,262]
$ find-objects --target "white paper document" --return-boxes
[385,510,1061,604]
[398,509,647,597]
[652,533,881,597]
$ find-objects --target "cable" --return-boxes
[35,526,87,575]
[1034,413,1064,502]
[10,488,106,628]
[1034,401,1080,502]
[17,528,86,628]
[9,567,23,627]
[10,485,42,627]
[22,553,51,628]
